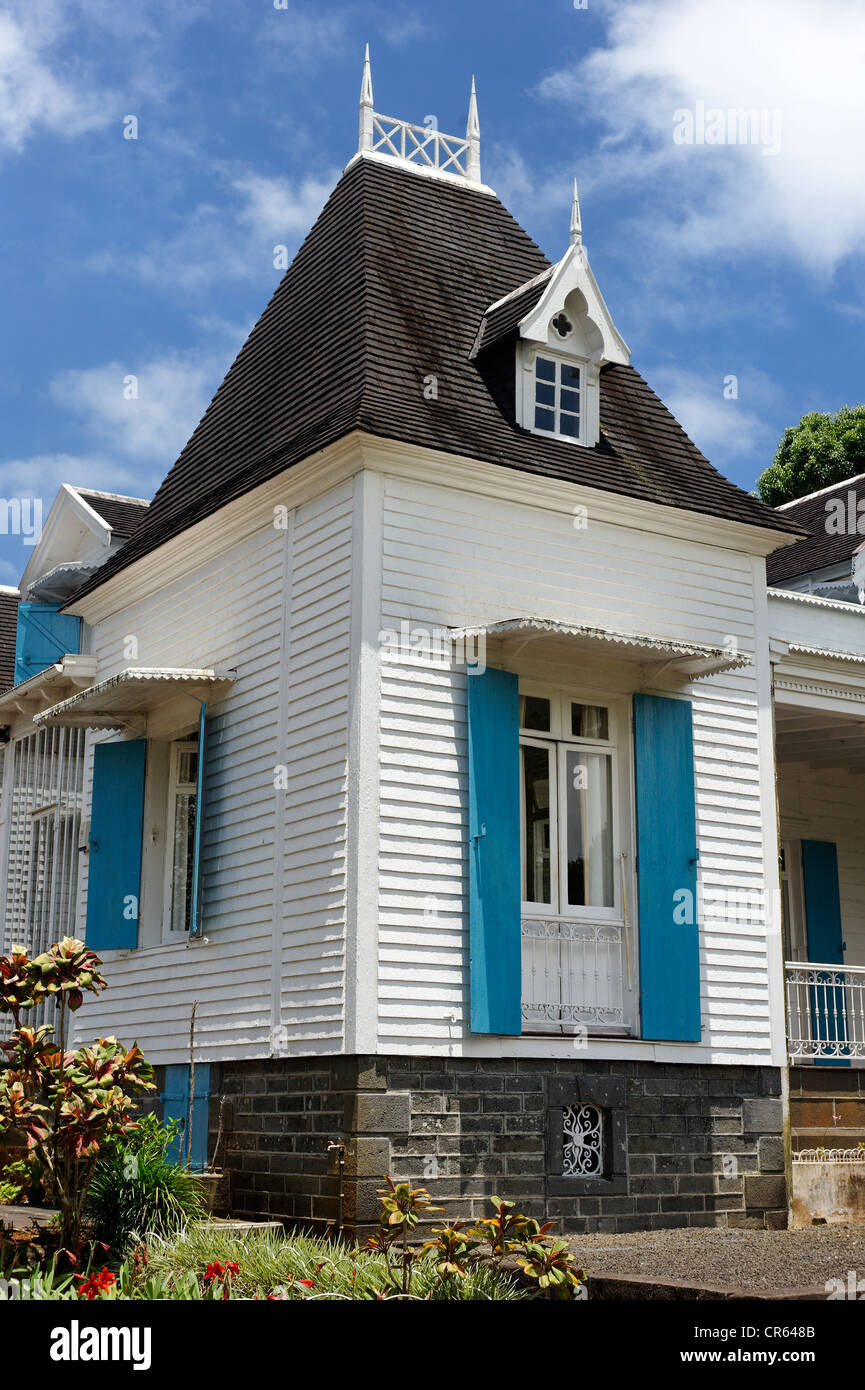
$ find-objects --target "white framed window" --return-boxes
[532,354,582,441]
[780,840,808,961]
[519,687,628,919]
[162,740,198,938]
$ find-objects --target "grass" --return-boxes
[143,1223,530,1300]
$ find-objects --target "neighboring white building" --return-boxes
[4,58,858,1235]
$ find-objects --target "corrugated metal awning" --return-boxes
[450,618,751,678]
[34,666,236,733]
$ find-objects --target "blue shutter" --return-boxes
[633,693,701,1041]
[467,667,521,1035]
[189,703,207,938]
[85,740,146,951]
[801,840,849,1066]
[14,602,80,685]
[161,1063,211,1169]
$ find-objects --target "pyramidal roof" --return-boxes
[73,113,801,603]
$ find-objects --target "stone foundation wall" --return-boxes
[185,1056,787,1236]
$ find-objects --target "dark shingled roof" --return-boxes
[77,490,150,538]
[766,474,865,585]
[71,157,802,603]
[0,590,19,694]
[470,270,552,357]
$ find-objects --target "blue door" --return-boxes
[85,740,147,951]
[801,840,849,1066]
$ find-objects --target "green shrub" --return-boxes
[85,1114,205,1252]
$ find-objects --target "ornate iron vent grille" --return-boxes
[563,1103,604,1177]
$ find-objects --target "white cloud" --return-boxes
[49,351,224,463]
[90,170,337,292]
[380,14,435,47]
[0,452,146,504]
[0,330,253,543]
[0,4,111,151]
[264,5,348,61]
[645,365,777,469]
[538,0,865,273]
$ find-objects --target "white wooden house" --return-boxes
[4,56,855,1234]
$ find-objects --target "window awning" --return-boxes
[33,666,236,737]
[0,654,98,722]
[450,618,751,678]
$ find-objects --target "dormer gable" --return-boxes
[514,181,630,449]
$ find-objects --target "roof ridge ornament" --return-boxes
[570,176,582,247]
[359,42,374,151]
[466,76,481,182]
[354,47,484,186]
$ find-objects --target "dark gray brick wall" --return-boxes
[183,1056,786,1236]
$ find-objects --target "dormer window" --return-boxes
[533,355,582,441]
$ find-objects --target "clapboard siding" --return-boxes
[72,519,285,1060]
[376,475,774,1061]
[279,483,353,1045]
[72,482,354,1062]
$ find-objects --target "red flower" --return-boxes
[75,1267,116,1300]
[204,1260,240,1299]
[299,1278,315,1288]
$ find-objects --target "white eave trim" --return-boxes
[786,643,865,665]
[451,617,751,677]
[768,586,865,613]
[0,654,99,718]
[33,666,236,730]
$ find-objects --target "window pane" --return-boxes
[561,364,581,388]
[535,356,555,382]
[535,406,555,431]
[560,389,580,413]
[522,745,552,904]
[177,749,198,786]
[535,381,555,407]
[559,414,579,438]
[571,703,609,740]
[520,694,551,732]
[565,750,613,907]
[171,790,197,931]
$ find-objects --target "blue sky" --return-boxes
[2,0,864,584]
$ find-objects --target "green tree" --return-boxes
[756,404,865,506]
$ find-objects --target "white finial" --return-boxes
[466,75,481,182]
[359,43,374,151]
[569,176,582,247]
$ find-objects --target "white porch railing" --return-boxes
[786,961,865,1062]
[521,917,626,1033]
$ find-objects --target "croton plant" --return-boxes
[0,937,155,1252]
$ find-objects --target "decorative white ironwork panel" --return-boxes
[521,917,625,1032]
[563,1104,604,1177]
[371,114,469,176]
[1,728,86,1034]
[785,961,865,1062]
[795,1148,865,1163]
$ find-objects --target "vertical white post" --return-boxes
[570,177,582,247]
[358,42,374,152]
[466,76,481,182]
